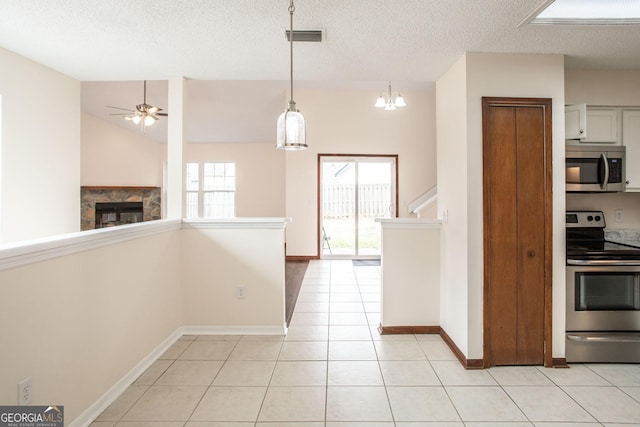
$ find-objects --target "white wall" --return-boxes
[183,143,285,217]
[565,69,640,228]
[437,52,566,360]
[436,55,470,355]
[565,69,640,106]
[81,112,164,186]
[0,226,183,424]
[285,87,437,256]
[0,47,81,243]
[82,120,286,218]
[567,192,640,229]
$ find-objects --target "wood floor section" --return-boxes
[285,260,309,326]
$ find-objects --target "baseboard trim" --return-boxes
[377,324,483,369]
[70,325,288,426]
[439,327,484,369]
[378,325,440,335]
[552,357,569,368]
[69,328,183,427]
[182,325,287,336]
[286,255,319,261]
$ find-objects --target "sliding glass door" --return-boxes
[320,155,396,259]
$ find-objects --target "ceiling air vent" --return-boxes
[285,30,323,42]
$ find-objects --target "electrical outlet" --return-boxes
[18,376,33,406]
[615,209,624,223]
[236,286,246,299]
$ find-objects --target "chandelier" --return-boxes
[276,0,307,150]
[375,82,406,111]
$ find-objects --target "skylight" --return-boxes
[528,0,640,25]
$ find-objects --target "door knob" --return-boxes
[527,250,536,257]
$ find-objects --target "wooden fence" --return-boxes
[322,183,391,219]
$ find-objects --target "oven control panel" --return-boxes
[566,211,606,228]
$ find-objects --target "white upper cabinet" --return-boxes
[622,110,640,191]
[565,104,587,140]
[583,109,619,144]
[566,105,620,145]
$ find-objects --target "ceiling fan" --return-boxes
[106,80,167,128]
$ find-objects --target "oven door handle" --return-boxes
[568,333,640,343]
[567,259,640,266]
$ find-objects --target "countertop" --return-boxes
[605,229,640,249]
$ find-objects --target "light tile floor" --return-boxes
[92,259,640,427]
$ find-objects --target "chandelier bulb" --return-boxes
[394,94,406,107]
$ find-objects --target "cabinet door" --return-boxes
[623,110,640,191]
[565,104,586,140]
[582,109,620,144]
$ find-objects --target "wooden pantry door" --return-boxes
[482,97,553,367]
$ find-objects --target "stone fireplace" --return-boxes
[95,201,144,228]
[81,187,161,231]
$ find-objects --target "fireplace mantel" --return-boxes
[82,186,160,190]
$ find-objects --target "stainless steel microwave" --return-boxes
[566,145,626,192]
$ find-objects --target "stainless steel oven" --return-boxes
[566,211,640,363]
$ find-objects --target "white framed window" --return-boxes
[186,162,236,218]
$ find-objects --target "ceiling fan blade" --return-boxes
[157,112,168,116]
[106,105,134,112]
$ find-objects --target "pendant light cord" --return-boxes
[289,0,295,105]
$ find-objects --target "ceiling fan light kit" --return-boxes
[276,0,307,151]
[375,81,406,111]
[107,80,167,131]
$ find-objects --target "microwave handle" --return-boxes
[600,153,610,190]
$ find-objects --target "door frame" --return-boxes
[481,97,553,368]
[317,153,399,259]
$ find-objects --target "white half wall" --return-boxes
[181,219,287,331]
[379,219,441,327]
[0,223,183,424]
[0,47,80,243]
[0,218,289,425]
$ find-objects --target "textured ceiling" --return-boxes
[2,0,640,142]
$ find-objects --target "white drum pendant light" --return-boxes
[276,0,307,150]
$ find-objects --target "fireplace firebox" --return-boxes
[95,202,143,229]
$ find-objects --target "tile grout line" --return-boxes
[485,368,535,425]
[357,263,400,426]
[183,334,244,424]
